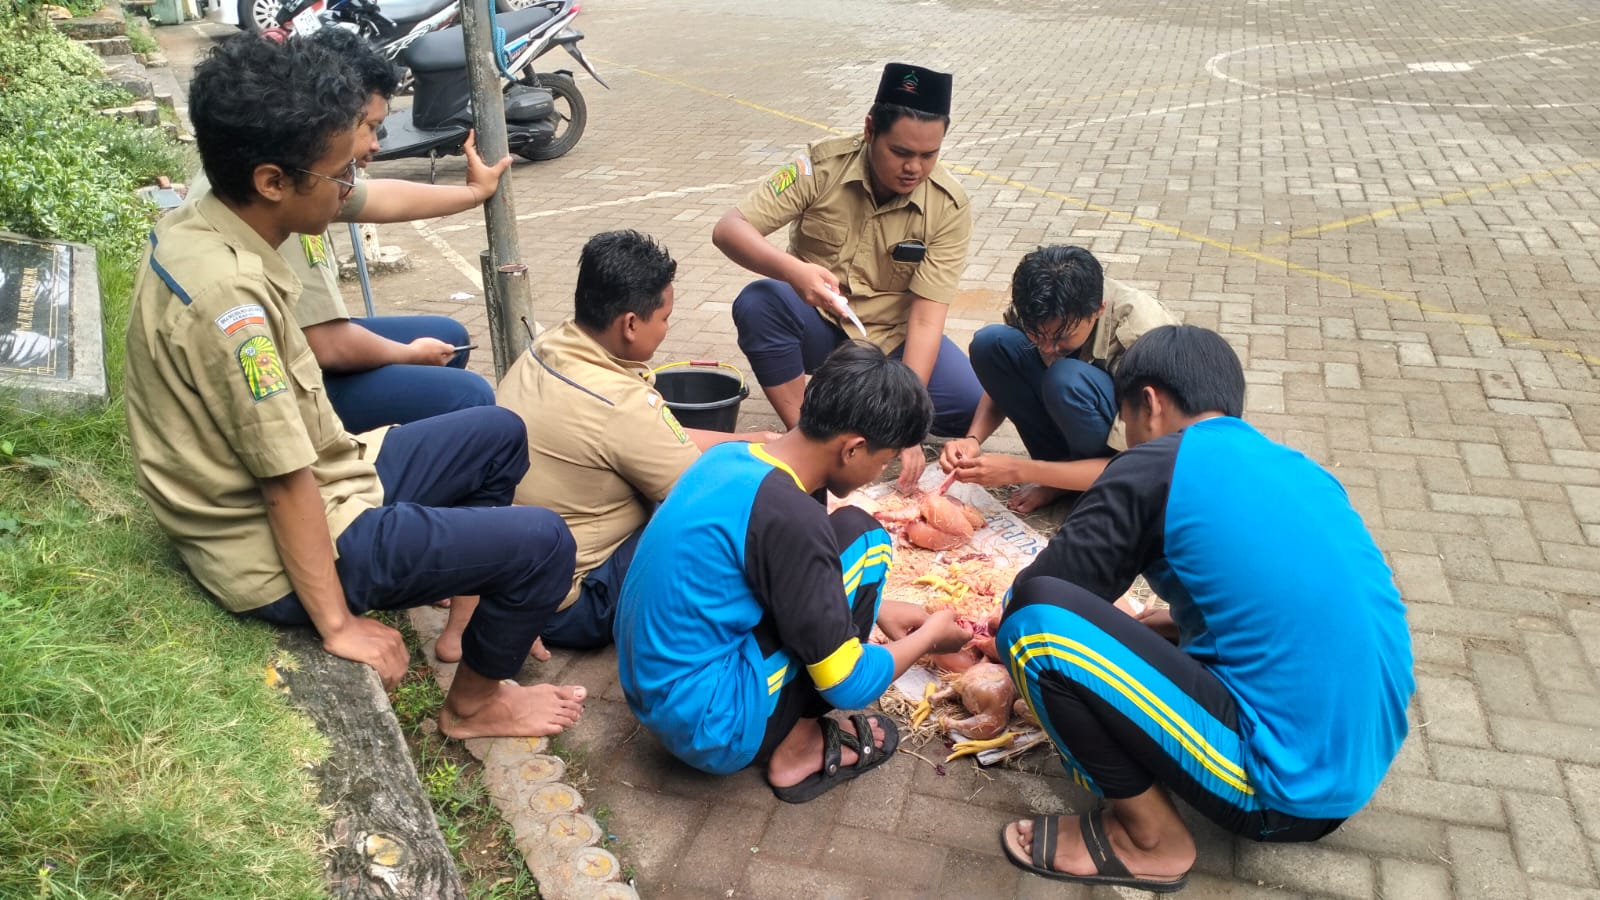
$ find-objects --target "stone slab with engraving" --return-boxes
[0,231,106,410]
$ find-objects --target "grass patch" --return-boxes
[125,18,157,56]
[390,617,544,900]
[0,251,330,898]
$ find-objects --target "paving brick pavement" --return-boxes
[174,0,1600,893]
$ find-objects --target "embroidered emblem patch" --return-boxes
[661,407,688,444]
[300,234,329,269]
[236,335,288,402]
[766,160,802,197]
[214,304,267,336]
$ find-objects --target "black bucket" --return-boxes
[653,361,749,433]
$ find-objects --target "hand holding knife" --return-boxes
[819,286,868,339]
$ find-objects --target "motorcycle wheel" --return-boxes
[515,73,586,162]
[238,0,280,32]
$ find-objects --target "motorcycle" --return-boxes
[271,0,521,93]
[371,0,607,168]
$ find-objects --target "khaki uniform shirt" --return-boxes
[125,193,387,613]
[1076,277,1181,451]
[737,134,972,350]
[283,179,369,327]
[184,176,369,327]
[497,319,700,610]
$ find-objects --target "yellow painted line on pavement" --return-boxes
[1257,160,1600,246]
[609,62,1600,366]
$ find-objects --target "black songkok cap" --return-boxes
[874,62,952,117]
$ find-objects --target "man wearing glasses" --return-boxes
[125,35,587,740]
[938,245,1178,513]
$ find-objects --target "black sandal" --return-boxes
[771,713,899,804]
[999,810,1190,893]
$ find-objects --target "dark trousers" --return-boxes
[969,323,1116,460]
[1000,577,1344,843]
[731,278,982,437]
[754,506,886,762]
[540,527,645,651]
[247,407,576,681]
[323,315,495,432]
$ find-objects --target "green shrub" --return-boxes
[0,18,189,262]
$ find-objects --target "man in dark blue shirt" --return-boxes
[615,341,972,802]
[997,325,1414,892]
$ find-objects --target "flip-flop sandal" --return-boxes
[999,810,1190,893]
[771,713,900,804]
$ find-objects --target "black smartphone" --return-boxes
[451,343,479,353]
[892,240,927,263]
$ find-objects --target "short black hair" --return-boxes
[573,230,677,330]
[1113,325,1246,419]
[302,27,400,99]
[868,102,950,135]
[190,34,366,204]
[798,341,932,452]
[1004,245,1104,335]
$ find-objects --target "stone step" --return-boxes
[80,36,132,56]
[104,60,154,99]
[53,13,126,40]
[98,100,160,128]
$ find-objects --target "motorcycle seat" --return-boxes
[374,0,455,27]
[404,5,556,73]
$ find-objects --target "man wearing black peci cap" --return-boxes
[714,63,979,492]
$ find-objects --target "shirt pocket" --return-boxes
[883,260,918,294]
[286,346,337,450]
[795,214,848,262]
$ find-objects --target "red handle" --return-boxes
[689,359,720,367]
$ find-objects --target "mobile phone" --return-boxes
[892,240,927,263]
[451,343,479,353]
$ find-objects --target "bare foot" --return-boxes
[529,636,551,662]
[766,716,884,788]
[439,682,587,739]
[1002,813,1194,883]
[434,595,478,663]
[1007,483,1065,514]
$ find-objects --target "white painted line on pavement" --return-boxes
[411,220,483,289]
[428,177,762,234]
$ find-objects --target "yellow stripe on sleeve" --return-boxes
[806,638,864,690]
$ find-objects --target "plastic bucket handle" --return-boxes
[651,359,748,398]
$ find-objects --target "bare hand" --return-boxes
[1135,606,1180,641]
[408,336,456,366]
[897,445,927,493]
[322,616,409,691]
[876,600,929,640]
[938,436,981,473]
[952,452,1021,488]
[786,261,846,314]
[462,130,511,204]
[919,608,974,655]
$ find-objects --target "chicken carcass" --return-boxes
[904,493,986,551]
[934,661,1017,740]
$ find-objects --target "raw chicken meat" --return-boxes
[934,661,1017,740]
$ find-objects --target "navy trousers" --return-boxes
[322,315,495,432]
[731,279,982,438]
[248,406,576,681]
[540,527,645,651]
[969,323,1116,461]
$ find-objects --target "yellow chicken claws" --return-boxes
[909,682,938,728]
[944,731,1018,763]
[913,574,957,594]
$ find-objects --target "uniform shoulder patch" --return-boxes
[300,234,329,269]
[766,160,805,198]
[215,304,267,337]
[661,406,688,444]
[236,335,289,402]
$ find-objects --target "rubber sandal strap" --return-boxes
[1081,809,1133,879]
[1030,816,1055,872]
[818,717,844,778]
[848,713,875,765]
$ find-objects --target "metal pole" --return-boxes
[346,222,376,318]
[460,0,533,381]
